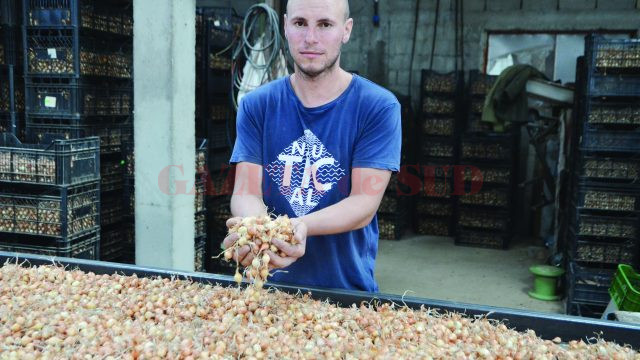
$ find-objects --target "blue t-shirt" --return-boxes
[230,74,401,292]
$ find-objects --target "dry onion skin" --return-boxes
[221,215,296,288]
[1,263,638,359]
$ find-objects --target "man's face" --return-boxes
[284,0,353,78]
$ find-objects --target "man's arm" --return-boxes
[230,162,267,217]
[297,167,390,236]
[266,167,389,268]
[222,162,267,267]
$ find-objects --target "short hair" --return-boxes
[286,0,350,21]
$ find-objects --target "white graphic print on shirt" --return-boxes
[265,130,346,217]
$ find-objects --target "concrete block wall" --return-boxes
[340,0,640,102]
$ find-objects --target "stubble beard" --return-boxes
[295,50,341,79]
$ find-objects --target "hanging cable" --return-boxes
[230,3,288,110]
[407,0,420,97]
[429,0,440,70]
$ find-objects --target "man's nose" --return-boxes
[304,26,319,44]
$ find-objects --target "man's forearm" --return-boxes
[297,194,379,236]
[230,194,268,218]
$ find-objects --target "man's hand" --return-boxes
[266,219,307,269]
[221,217,256,267]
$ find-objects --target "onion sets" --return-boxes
[222,215,295,288]
[1,262,638,359]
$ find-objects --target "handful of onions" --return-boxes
[223,215,296,288]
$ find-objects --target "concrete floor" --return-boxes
[375,235,565,314]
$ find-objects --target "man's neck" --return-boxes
[290,67,353,108]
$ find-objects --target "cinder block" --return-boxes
[465,1,487,12]
[523,0,558,10]
[595,0,636,10]
[397,70,411,87]
[559,0,597,10]
[487,0,522,11]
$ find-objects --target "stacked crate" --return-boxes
[1,1,25,139]
[0,134,100,259]
[415,70,462,237]
[20,0,133,262]
[565,36,640,318]
[194,141,207,272]
[377,94,414,240]
[198,7,238,274]
[455,71,518,249]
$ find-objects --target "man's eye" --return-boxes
[294,21,305,27]
[320,22,332,28]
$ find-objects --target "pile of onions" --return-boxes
[0,263,637,359]
[223,215,295,288]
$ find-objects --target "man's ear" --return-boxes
[283,14,289,39]
[342,18,353,44]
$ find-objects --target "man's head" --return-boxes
[284,0,353,78]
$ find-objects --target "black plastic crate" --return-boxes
[100,226,125,261]
[0,112,25,139]
[24,28,76,76]
[588,74,640,97]
[580,128,640,153]
[204,7,240,50]
[421,116,455,136]
[415,216,452,237]
[100,157,123,192]
[26,116,131,154]
[1,64,24,113]
[79,3,133,37]
[209,121,229,150]
[457,206,510,231]
[377,213,407,240]
[26,80,132,117]
[568,261,614,306]
[0,133,99,185]
[377,193,411,216]
[465,113,493,134]
[415,197,453,217]
[24,28,132,78]
[0,181,99,239]
[421,137,455,158]
[573,210,638,240]
[587,36,640,74]
[194,178,205,213]
[194,236,206,272]
[565,299,606,319]
[0,228,99,259]
[462,163,512,186]
[458,186,511,209]
[586,102,640,127]
[207,167,234,197]
[579,154,639,185]
[460,134,516,162]
[421,96,456,115]
[1,0,20,26]
[1,25,21,65]
[468,70,497,97]
[575,185,640,212]
[24,0,76,26]
[455,228,509,249]
[569,231,637,266]
[421,70,459,94]
[210,102,231,122]
[100,191,122,227]
[208,149,230,171]
[195,213,206,241]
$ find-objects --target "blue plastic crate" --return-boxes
[568,262,614,306]
[580,128,640,153]
[589,74,640,97]
[587,36,640,74]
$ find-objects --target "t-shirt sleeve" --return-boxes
[230,97,263,165]
[352,102,402,172]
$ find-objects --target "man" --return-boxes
[223,0,401,292]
